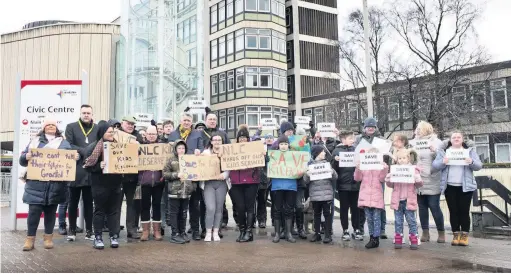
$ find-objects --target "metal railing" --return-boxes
[1,173,11,206]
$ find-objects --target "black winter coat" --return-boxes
[84,140,122,187]
[331,144,360,192]
[120,129,144,184]
[65,120,98,187]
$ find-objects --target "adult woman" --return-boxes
[432,131,482,246]
[229,125,261,242]
[201,133,230,242]
[410,121,446,243]
[138,126,164,241]
[20,117,78,251]
[83,121,123,250]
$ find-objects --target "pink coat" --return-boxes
[385,168,423,211]
[354,167,389,210]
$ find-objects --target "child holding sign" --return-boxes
[354,147,389,249]
[303,146,338,244]
[384,149,423,250]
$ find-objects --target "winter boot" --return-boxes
[365,236,379,249]
[43,234,54,249]
[420,229,430,242]
[394,233,403,249]
[437,230,446,243]
[310,233,322,242]
[153,222,163,241]
[22,236,35,251]
[295,212,307,239]
[323,219,332,244]
[291,215,298,236]
[272,220,281,243]
[170,232,185,244]
[140,222,150,241]
[451,232,460,246]
[458,232,469,246]
[241,213,254,242]
[409,233,419,250]
[237,225,246,242]
[284,218,296,243]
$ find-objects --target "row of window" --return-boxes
[214,106,288,130]
[451,79,508,110]
[210,28,286,61]
[211,66,287,95]
[473,135,511,163]
[177,16,197,45]
[210,0,285,28]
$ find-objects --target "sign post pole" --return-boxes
[10,74,21,231]
[78,70,89,230]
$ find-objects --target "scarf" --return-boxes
[179,126,192,141]
[83,140,104,168]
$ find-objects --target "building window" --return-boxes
[495,143,511,163]
[187,48,197,67]
[228,115,235,129]
[245,29,258,49]
[219,36,226,58]
[388,97,399,121]
[245,29,275,50]
[227,0,234,18]
[490,79,508,109]
[325,106,334,122]
[211,5,218,26]
[271,30,286,54]
[259,68,272,88]
[236,68,245,89]
[246,67,258,87]
[227,71,235,91]
[471,82,486,111]
[219,73,226,94]
[259,0,270,12]
[227,33,234,55]
[452,86,466,110]
[235,30,244,52]
[218,2,226,23]
[271,0,285,17]
[220,116,227,130]
[474,135,490,163]
[237,107,246,126]
[235,0,243,14]
[211,40,218,60]
[402,98,411,119]
[245,0,257,11]
[348,103,358,124]
[314,107,323,124]
[211,75,218,95]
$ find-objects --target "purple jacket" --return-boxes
[229,168,260,185]
[138,140,164,186]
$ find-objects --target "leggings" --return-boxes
[230,184,258,228]
[444,185,473,233]
[364,207,382,237]
[338,190,360,231]
[394,200,418,235]
[27,204,58,236]
[68,186,93,231]
[417,194,445,231]
[203,180,228,229]
[141,184,164,222]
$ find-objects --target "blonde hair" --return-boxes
[367,147,380,153]
[416,121,434,137]
[395,149,418,164]
[393,134,409,147]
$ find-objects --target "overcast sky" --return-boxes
[0,0,510,63]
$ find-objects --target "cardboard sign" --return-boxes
[307,163,332,180]
[410,139,431,151]
[138,143,173,171]
[294,116,311,129]
[446,148,470,166]
[360,153,384,170]
[219,142,265,171]
[338,152,356,167]
[317,123,336,138]
[390,165,416,183]
[113,129,138,144]
[103,142,139,174]
[27,149,77,181]
[179,155,221,181]
[289,135,311,152]
[188,100,206,114]
[267,151,310,179]
[261,118,277,131]
[135,113,153,128]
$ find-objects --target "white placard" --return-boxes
[317,123,336,138]
[188,100,206,114]
[294,116,311,129]
[360,153,384,170]
[307,163,332,180]
[410,139,431,151]
[135,113,153,128]
[16,80,82,218]
[390,165,416,183]
[372,137,392,154]
[261,118,277,130]
[445,148,470,166]
[338,152,356,167]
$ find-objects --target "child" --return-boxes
[392,134,409,164]
[385,149,423,250]
[163,140,196,244]
[332,130,363,241]
[354,147,389,249]
[303,146,338,244]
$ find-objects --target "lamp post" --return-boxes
[362,0,374,118]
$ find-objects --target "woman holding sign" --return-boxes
[201,133,230,242]
[19,117,79,251]
[432,131,482,247]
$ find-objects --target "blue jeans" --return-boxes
[364,207,382,237]
[58,187,69,226]
[394,200,418,235]
[417,194,445,231]
[381,183,387,233]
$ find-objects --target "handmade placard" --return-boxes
[219,142,265,171]
[267,151,310,179]
[27,148,77,181]
[138,143,173,171]
[103,142,138,174]
[179,155,221,181]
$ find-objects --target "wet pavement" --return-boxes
[2,207,511,272]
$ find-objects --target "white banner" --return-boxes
[390,165,416,183]
[446,148,470,166]
[294,116,310,129]
[135,113,153,128]
[338,152,356,167]
[307,162,332,180]
[188,100,206,114]
[317,123,336,138]
[16,80,82,218]
[360,153,384,170]
[261,118,277,130]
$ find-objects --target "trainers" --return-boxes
[93,236,104,250]
[409,233,419,250]
[342,230,351,241]
[181,233,191,243]
[67,230,76,242]
[354,230,364,241]
[85,230,94,241]
[110,236,119,248]
[58,224,67,235]
[394,233,403,249]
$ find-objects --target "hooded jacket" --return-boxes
[331,144,360,191]
[432,139,482,194]
[410,134,444,195]
[354,164,389,209]
[137,139,164,187]
[303,159,338,202]
[163,140,196,199]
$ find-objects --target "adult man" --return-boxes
[63,105,98,241]
[167,112,204,240]
[119,116,144,239]
[354,117,388,239]
[201,109,231,230]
